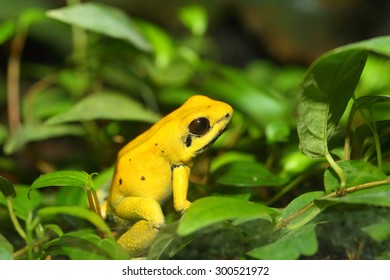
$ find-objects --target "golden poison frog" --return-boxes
[107,95,233,257]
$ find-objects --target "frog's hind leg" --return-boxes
[113,197,165,257]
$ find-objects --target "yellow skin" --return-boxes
[107,95,233,257]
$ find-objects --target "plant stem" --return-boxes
[7,30,26,134]
[275,177,390,230]
[325,151,346,189]
[6,198,26,240]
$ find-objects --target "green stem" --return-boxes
[275,177,390,230]
[325,151,346,190]
[6,198,26,240]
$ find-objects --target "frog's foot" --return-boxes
[113,197,165,258]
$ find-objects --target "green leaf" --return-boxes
[297,49,368,158]
[0,186,42,220]
[30,171,89,193]
[137,21,174,68]
[46,231,128,260]
[212,161,285,187]
[0,234,13,260]
[277,191,324,230]
[37,206,111,237]
[177,196,280,236]
[297,35,390,159]
[47,3,150,51]
[4,124,85,154]
[178,5,208,36]
[362,222,390,241]
[0,176,16,198]
[360,98,390,123]
[247,223,318,260]
[0,20,16,44]
[46,92,160,125]
[324,160,387,194]
[345,35,390,57]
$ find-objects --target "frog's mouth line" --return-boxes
[196,122,231,154]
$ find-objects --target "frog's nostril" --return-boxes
[225,113,230,119]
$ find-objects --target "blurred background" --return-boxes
[2,0,390,66]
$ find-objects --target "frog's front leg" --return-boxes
[172,164,192,213]
[113,197,165,257]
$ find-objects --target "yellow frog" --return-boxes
[107,95,233,257]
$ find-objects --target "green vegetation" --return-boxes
[1,2,390,260]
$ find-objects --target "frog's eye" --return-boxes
[188,117,210,136]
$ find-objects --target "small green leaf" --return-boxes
[278,191,324,230]
[0,186,42,220]
[47,231,128,260]
[0,20,16,44]
[0,176,16,198]
[47,3,150,51]
[18,9,46,30]
[212,161,285,187]
[30,171,89,193]
[46,92,160,125]
[177,196,280,236]
[4,124,85,154]
[178,5,208,36]
[37,206,111,237]
[137,21,174,68]
[362,222,390,241]
[247,223,318,260]
[324,160,387,194]
[0,234,14,260]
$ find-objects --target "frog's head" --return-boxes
[164,95,233,164]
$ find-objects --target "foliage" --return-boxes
[1,2,390,260]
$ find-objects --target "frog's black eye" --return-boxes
[188,117,210,136]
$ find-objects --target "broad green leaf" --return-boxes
[0,175,16,198]
[177,196,280,236]
[362,222,390,241]
[297,35,390,159]
[297,49,368,158]
[212,161,285,187]
[0,186,42,220]
[47,3,150,51]
[46,92,160,125]
[4,124,85,154]
[0,234,13,260]
[324,160,387,194]
[344,35,390,57]
[46,231,128,260]
[24,87,74,123]
[37,206,111,237]
[278,191,324,231]
[30,171,89,192]
[55,186,87,207]
[248,223,318,260]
